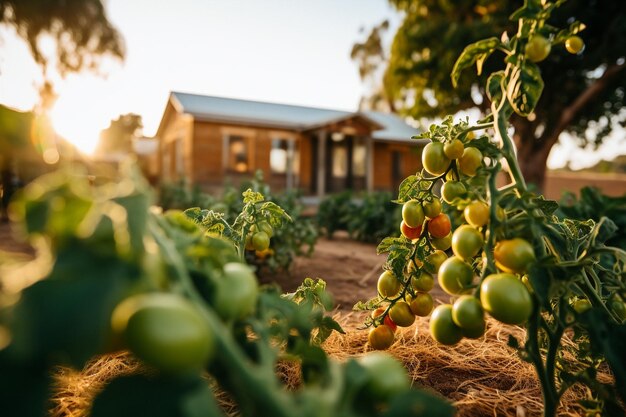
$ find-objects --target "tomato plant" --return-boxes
[357,2,626,416]
[0,167,455,417]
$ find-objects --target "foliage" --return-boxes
[358,2,626,416]
[0,164,454,417]
[158,179,217,211]
[557,186,626,249]
[0,0,124,76]
[96,113,143,156]
[316,191,401,243]
[158,172,318,274]
[355,0,626,187]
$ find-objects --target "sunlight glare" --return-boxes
[50,97,107,155]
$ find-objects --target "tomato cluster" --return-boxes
[367,135,537,348]
[246,220,274,254]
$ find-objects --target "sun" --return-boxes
[49,96,108,155]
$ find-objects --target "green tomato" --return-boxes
[494,238,535,273]
[389,301,415,327]
[526,35,551,62]
[252,231,270,251]
[611,299,626,323]
[255,220,274,237]
[565,36,584,54]
[411,271,435,292]
[572,298,591,314]
[452,295,485,339]
[357,352,410,402]
[464,201,489,228]
[424,250,447,274]
[438,256,474,295]
[458,147,483,177]
[368,325,395,350]
[214,262,259,321]
[422,142,451,176]
[408,292,434,317]
[443,139,464,159]
[431,232,452,251]
[423,198,442,219]
[430,304,463,345]
[480,273,533,325]
[111,293,214,374]
[441,181,466,204]
[378,270,401,298]
[402,200,425,228]
[451,225,483,260]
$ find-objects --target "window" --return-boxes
[332,144,348,178]
[226,135,249,173]
[352,141,366,177]
[270,139,288,174]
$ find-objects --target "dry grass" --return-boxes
[50,313,613,417]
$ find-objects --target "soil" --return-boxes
[261,231,446,311]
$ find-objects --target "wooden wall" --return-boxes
[373,142,423,191]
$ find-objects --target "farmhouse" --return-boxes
[156,92,426,195]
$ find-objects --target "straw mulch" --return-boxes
[50,313,613,417]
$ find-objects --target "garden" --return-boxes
[1,1,626,417]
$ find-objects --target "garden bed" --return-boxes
[46,234,612,416]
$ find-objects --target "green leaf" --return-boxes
[531,196,559,216]
[377,236,406,254]
[506,61,544,117]
[509,0,542,21]
[91,374,225,417]
[486,71,505,104]
[242,188,264,204]
[6,255,136,368]
[396,175,419,202]
[451,37,500,88]
[382,389,455,417]
[581,311,626,404]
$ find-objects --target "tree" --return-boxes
[0,0,125,77]
[96,114,143,156]
[0,0,125,205]
[353,0,626,189]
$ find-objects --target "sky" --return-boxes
[0,0,624,168]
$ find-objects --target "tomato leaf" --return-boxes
[506,61,544,117]
[451,37,500,88]
[531,196,559,216]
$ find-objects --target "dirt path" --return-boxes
[264,232,446,311]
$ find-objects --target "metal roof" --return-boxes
[170,91,421,143]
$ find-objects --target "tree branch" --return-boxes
[547,62,626,147]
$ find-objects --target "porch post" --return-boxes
[365,135,374,192]
[317,130,326,197]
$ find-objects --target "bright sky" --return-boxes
[0,0,623,168]
[0,0,397,154]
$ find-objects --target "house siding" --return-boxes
[373,142,423,191]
